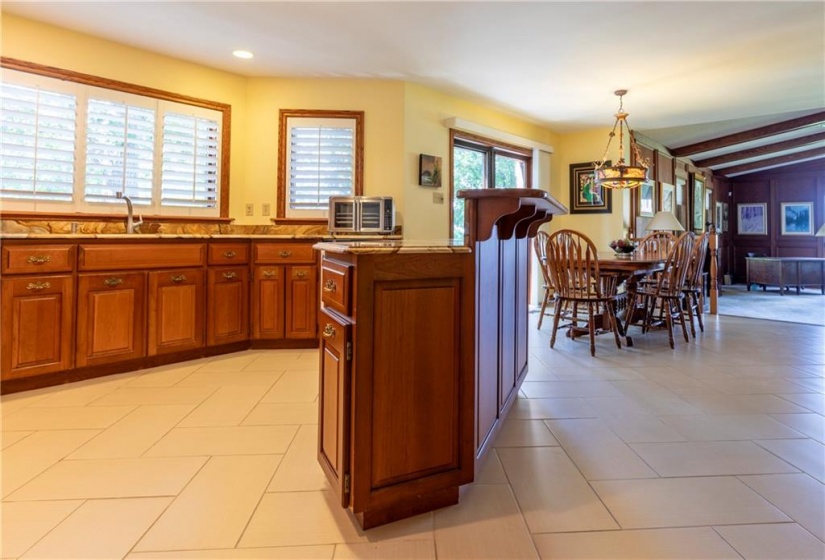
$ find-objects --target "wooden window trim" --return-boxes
[276,108,364,222]
[0,57,232,218]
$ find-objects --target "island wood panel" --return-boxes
[475,233,500,453]
[78,243,205,271]
[76,272,146,367]
[1,274,74,379]
[515,236,529,379]
[498,235,517,412]
[317,307,352,508]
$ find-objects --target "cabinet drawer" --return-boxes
[2,244,75,274]
[254,242,315,264]
[321,259,352,316]
[208,243,250,265]
[79,243,205,271]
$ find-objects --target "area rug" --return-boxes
[716,284,825,326]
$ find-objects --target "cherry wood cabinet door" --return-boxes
[286,265,317,339]
[317,308,351,507]
[207,266,249,346]
[76,272,146,367]
[1,275,74,380]
[251,265,285,340]
[147,268,205,356]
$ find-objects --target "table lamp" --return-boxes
[816,223,825,237]
[646,211,685,233]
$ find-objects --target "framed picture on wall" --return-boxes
[569,161,612,214]
[693,175,705,232]
[419,154,442,187]
[722,202,729,233]
[639,182,655,217]
[780,202,813,235]
[737,203,767,235]
[660,183,675,213]
[715,202,724,232]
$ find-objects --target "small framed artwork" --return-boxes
[737,202,767,235]
[692,175,705,232]
[715,201,724,232]
[780,202,813,235]
[569,161,612,214]
[722,202,729,233]
[660,183,675,213]
[639,182,655,217]
[419,154,442,187]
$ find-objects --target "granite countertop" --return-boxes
[314,239,471,255]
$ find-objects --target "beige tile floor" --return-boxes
[2,314,824,559]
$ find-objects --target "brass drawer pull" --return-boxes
[26,281,51,291]
[171,274,187,284]
[222,271,237,280]
[323,279,337,293]
[279,250,292,258]
[262,269,277,278]
[26,255,51,265]
[104,277,123,287]
[322,324,336,338]
[223,251,236,258]
[294,270,307,280]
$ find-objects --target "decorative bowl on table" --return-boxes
[609,238,637,259]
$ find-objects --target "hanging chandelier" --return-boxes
[593,89,651,190]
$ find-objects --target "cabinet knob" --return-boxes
[223,251,236,258]
[323,279,337,293]
[294,270,307,280]
[279,250,292,258]
[26,281,51,291]
[104,277,123,287]
[170,274,187,283]
[26,255,51,265]
[262,269,277,278]
[322,324,336,338]
[222,271,237,280]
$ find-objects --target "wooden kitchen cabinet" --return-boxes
[317,307,352,506]
[207,266,249,346]
[76,271,146,367]
[148,268,205,355]
[1,274,74,380]
[251,241,318,344]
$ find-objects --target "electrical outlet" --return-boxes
[433,192,444,204]
[245,203,254,216]
[261,203,271,216]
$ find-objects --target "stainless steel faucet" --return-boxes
[116,192,143,234]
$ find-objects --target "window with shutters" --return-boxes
[277,109,364,221]
[0,59,229,217]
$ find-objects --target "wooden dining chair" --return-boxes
[682,231,710,338]
[636,230,674,259]
[625,231,695,348]
[545,229,622,356]
[533,230,554,329]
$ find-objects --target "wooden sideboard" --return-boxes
[745,256,825,295]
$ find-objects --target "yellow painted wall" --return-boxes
[552,129,627,251]
[402,82,560,240]
[244,78,406,223]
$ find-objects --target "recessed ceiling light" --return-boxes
[232,50,254,59]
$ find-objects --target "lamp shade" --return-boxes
[816,223,825,237]
[647,211,685,232]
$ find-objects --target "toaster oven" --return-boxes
[328,196,395,234]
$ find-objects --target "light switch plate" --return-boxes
[245,203,254,216]
[262,203,271,216]
[433,192,444,204]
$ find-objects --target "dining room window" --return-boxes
[450,131,531,239]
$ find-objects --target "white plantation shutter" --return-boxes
[0,83,76,202]
[161,112,219,208]
[84,99,155,205]
[286,118,355,215]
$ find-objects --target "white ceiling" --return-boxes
[4,1,825,169]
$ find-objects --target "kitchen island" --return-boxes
[314,189,566,529]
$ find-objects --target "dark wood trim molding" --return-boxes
[717,147,825,176]
[695,131,825,168]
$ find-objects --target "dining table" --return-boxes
[597,251,666,346]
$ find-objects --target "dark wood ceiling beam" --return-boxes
[694,131,825,167]
[716,147,825,176]
[670,111,825,157]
